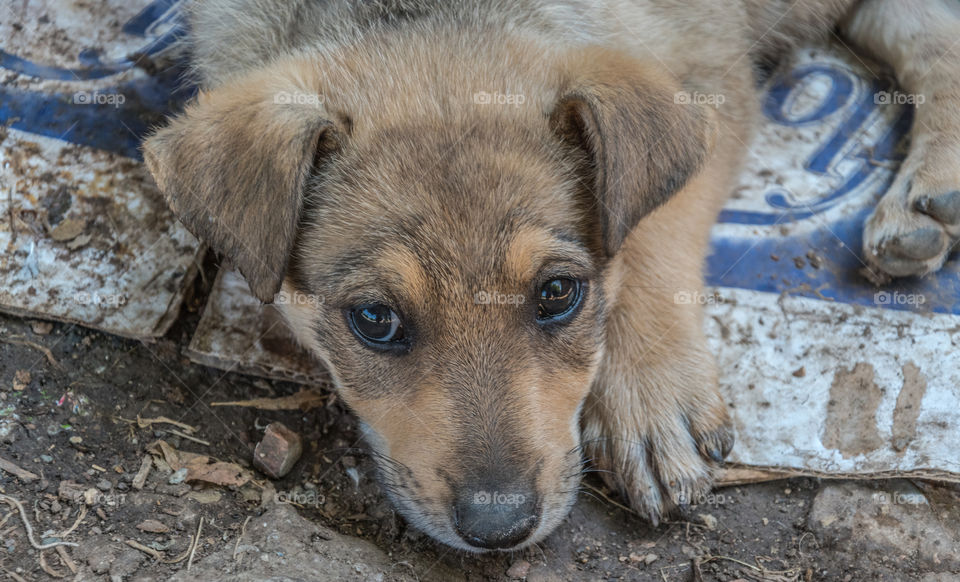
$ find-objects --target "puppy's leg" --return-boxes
[844,0,960,277]
[582,156,737,523]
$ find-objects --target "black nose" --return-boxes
[453,490,540,549]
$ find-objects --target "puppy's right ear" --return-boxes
[550,48,715,257]
[143,63,341,302]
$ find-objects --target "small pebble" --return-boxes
[506,559,531,579]
[40,455,54,463]
[96,479,112,491]
[168,468,188,485]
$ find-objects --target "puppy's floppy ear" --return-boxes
[550,48,716,256]
[143,63,340,302]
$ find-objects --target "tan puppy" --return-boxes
[144,0,960,551]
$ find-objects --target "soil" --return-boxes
[0,270,954,581]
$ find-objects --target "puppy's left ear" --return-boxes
[550,48,717,256]
[143,63,341,302]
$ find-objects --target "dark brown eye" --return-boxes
[537,278,582,321]
[349,304,405,347]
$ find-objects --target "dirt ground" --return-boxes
[1,268,958,581]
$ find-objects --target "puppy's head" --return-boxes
[144,44,712,551]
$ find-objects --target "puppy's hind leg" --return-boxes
[843,0,960,279]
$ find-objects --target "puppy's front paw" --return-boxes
[581,382,733,525]
[863,179,960,279]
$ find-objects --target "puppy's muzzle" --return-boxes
[452,480,540,550]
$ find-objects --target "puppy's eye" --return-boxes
[537,277,582,321]
[349,304,405,346]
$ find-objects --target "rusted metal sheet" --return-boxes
[0,131,201,338]
[1,0,201,339]
[185,270,328,385]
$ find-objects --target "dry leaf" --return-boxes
[185,458,249,487]
[148,440,250,487]
[136,519,169,533]
[66,233,92,250]
[210,388,326,411]
[49,217,87,242]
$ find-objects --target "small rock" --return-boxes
[506,559,531,579]
[83,488,99,505]
[40,454,54,463]
[69,436,82,444]
[58,480,85,503]
[109,548,144,579]
[13,370,31,391]
[253,422,303,479]
[168,467,188,485]
[87,543,117,574]
[96,479,112,491]
[644,554,659,565]
[46,425,61,437]
[30,321,54,335]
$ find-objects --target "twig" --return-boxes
[165,540,195,564]
[169,429,210,446]
[132,455,152,490]
[57,506,87,538]
[136,415,198,434]
[211,388,327,410]
[39,551,66,578]
[0,494,78,549]
[581,482,639,516]
[699,554,762,571]
[233,516,251,563]
[0,456,38,482]
[187,517,204,571]
[0,338,62,369]
[125,539,162,561]
[125,538,194,564]
[55,545,78,574]
[113,415,198,434]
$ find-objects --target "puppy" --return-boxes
[144,0,960,551]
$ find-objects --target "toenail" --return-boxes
[885,228,943,260]
[915,190,960,224]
